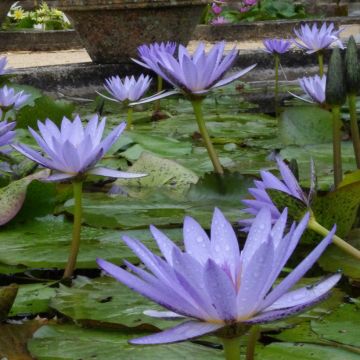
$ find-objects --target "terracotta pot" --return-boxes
[0,0,13,26]
[47,0,208,63]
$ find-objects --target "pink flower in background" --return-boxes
[211,16,230,25]
[244,0,257,5]
[211,3,223,15]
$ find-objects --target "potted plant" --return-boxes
[46,0,208,63]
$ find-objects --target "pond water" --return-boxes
[0,78,359,359]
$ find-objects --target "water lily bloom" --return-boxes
[0,120,16,150]
[12,115,146,182]
[100,74,152,103]
[132,41,256,101]
[297,75,327,104]
[241,158,360,260]
[293,23,343,54]
[0,85,29,113]
[98,207,340,346]
[263,39,292,55]
[135,41,177,70]
[212,2,223,15]
[241,157,313,229]
[0,57,10,76]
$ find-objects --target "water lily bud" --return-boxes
[345,36,360,94]
[326,47,347,106]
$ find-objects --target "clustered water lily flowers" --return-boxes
[97,207,340,352]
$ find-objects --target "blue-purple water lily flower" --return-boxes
[241,158,314,229]
[12,115,146,182]
[100,74,152,103]
[0,85,30,113]
[0,57,10,75]
[97,207,340,345]
[263,39,292,55]
[0,120,16,150]
[294,75,327,104]
[137,42,177,64]
[293,23,343,54]
[131,41,256,103]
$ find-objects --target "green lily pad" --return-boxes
[311,303,360,348]
[50,276,181,330]
[256,342,359,359]
[115,152,198,193]
[0,215,182,273]
[28,324,224,360]
[10,283,57,317]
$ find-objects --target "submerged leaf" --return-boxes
[0,284,18,321]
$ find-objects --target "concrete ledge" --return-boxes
[0,30,82,52]
[194,16,360,42]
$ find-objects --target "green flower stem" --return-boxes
[308,216,360,260]
[274,54,280,118]
[317,51,324,77]
[154,75,163,112]
[348,93,360,168]
[127,107,133,130]
[63,180,83,278]
[191,99,224,175]
[332,105,343,187]
[223,337,241,360]
[246,326,260,360]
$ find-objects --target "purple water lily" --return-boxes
[0,57,10,75]
[0,85,30,113]
[263,39,292,55]
[241,157,313,229]
[211,2,223,15]
[293,23,343,54]
[100,74,152,103]
[98,207,340,345]
[135,42,177,70]
[296,75,327,104]
[0,120,16,150]
[12,115,146,182]
[131,41,256,102]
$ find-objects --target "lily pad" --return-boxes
[28,324,224,360]
[279,106,333,146]
[311,303,360,348]
[50,276,181,330]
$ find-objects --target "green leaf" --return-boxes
[10,283,56,317]
[28,324,224,360]
[115,152,198,193]
[267,189,308,220]
[0,170,50,226]
[0,215,182,273]
[279,106,333,146]
[50,276,181,330]
[256,342,359,359]
[311,303,360,348]
[15,96,75,129]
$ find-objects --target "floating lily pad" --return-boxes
[28,324,224,360]
[279,106,333,146]
[50,276,181,330]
